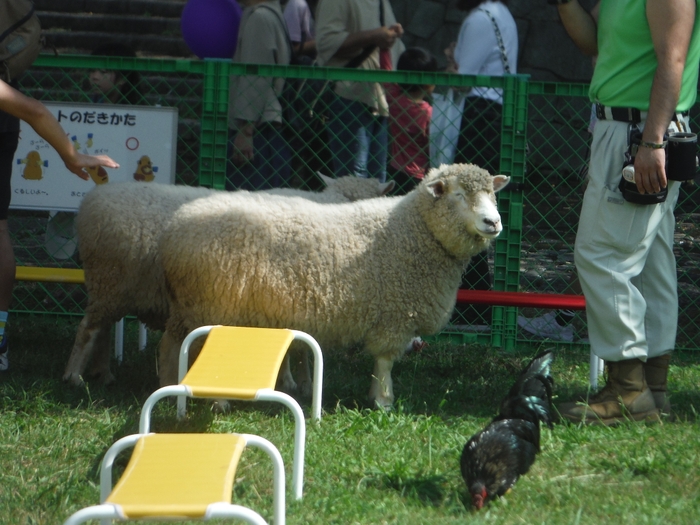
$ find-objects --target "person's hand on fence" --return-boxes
[233,130,254,164]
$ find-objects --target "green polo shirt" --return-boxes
[590,0,700,111]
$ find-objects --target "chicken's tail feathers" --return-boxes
[522,351,555,383]
[506,351,555,399]
[498,385,553,429]
[520,373,554,407]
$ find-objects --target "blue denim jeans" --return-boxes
[326,93,387,182]
[226,123,291,191]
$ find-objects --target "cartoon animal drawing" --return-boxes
[19,151,48,180]
[133,155,156,182]
[86,165,109,185]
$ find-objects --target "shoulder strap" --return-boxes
[478,8,511,74]
[254,3,296,62]
[0,3,36,43]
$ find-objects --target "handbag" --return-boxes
[430,88,466,167]
[258,4,331,147]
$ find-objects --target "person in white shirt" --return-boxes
[445,0,518,328]
[284,0,316,56]
[446,0,517,173]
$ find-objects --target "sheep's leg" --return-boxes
[63,315,108,386]
[276,344,314,397]
[277,353,298,394]
[85,326,115,384]
[369,356,395,409]
[157,329,182,387]
[297,348,313,399]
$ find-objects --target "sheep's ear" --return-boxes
[426,179,447,198]
[380,180,395,195]
[492,175,511,193]
[317,172,335,186]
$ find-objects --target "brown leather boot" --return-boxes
[558,358,660,425]
[645,354,671,415]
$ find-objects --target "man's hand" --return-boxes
[233,130,254,165]
[634,146,667,194]
[637,0,696,194]
[444,42,458,73]
[375,24,403,49]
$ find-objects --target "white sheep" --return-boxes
[157,164,510,408]
[63,175,394,387]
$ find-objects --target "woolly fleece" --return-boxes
[158,164,509,405]
[63,176,392,386]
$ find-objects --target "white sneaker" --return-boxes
[518,312,574,342]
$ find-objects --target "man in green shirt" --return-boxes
[552,0,700,425]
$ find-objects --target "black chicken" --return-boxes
[460,351,554,510]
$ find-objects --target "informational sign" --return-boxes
[10,102,178,212]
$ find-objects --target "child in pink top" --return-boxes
[386,47,438,194]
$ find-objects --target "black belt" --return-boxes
[595,103,688,124]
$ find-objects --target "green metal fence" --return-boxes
[9,55,700,352]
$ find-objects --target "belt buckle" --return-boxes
[595,103,605,120]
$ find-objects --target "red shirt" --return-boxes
[385,83,432,179]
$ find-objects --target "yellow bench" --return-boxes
[140,325,324,501]
[63,432,285,525]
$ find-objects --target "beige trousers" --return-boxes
[574,118,684,362]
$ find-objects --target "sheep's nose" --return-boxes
[483,217,503,233]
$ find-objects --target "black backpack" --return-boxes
[0,0,42,82]
[257,4,331,148]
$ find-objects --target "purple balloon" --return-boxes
[181,0,242,59]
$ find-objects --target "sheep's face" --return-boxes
[425,166,510,240]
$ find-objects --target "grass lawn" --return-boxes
[1,315,699,524]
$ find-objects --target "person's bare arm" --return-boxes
[634,0,695,194]
[334,24,403,59]
[292,40,317,56]
[555,1,599,56]
[0,80,119,180]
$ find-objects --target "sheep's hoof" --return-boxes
[93,370,116,385]
[298,379,313,400]
[62,371,86,387]
[277,377,298,396]
[372,397,394,411]
[212,399,231,413]
[83,366,116,385]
